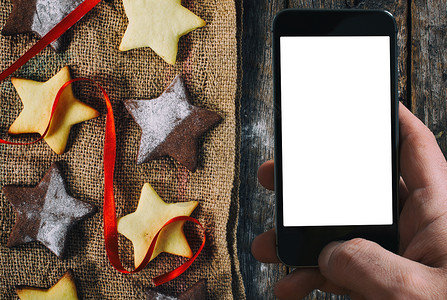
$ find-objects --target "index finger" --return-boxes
[399,102,447,191]
[251,229,281,263]
[257,160,275,191]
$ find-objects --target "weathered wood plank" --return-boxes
[411,0,447,154]
[238,0,288,299]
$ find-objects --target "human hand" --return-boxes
[252,102,447,299]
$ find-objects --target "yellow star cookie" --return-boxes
[119,0,206,65]
[118,183,198,267]
[16,270,79,300]
[8,66,99,154]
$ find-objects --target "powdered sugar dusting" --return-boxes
[125,76,193,164]
[32,0,82,33]
[32,0,83,49]
[154,294,177,300]
[146,290,178,300]
[36,166,93,257]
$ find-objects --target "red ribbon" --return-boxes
[0,0,101,142]
[1,76,206,284]
[0,0,205,286]
[71,78,205,285]
[0,0,101,82]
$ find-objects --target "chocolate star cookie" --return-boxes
[2,0,84,51]
[3,162,97,258]
[145,279,207,300]
[124,75,222,172]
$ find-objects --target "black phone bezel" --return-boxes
[273,9,399,267]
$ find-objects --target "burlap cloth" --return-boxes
[0,0,245,298]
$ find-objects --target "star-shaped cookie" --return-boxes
[117,183,198,267]
[119,0,206,64]
[125,75,222,172]
[3,162,97,258]
[16,270,79,300]
[8,66,99,154]
[1,0,84,51]
[145,279,207,300]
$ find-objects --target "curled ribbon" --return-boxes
[0,0,205,286]
[1,77,206,285]
[69,78,205,285]
[0,0,101,141]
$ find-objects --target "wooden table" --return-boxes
[237,1,446,299]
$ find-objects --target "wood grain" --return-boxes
[238,0,288,300]
[411,0,447,153]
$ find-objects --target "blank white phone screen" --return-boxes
[281,36,392,226]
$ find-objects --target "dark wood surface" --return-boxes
[238,0,446,299]
[411,0,447,152]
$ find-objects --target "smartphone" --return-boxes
[273,9,399,267]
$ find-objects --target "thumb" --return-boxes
[318,238,429,298]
